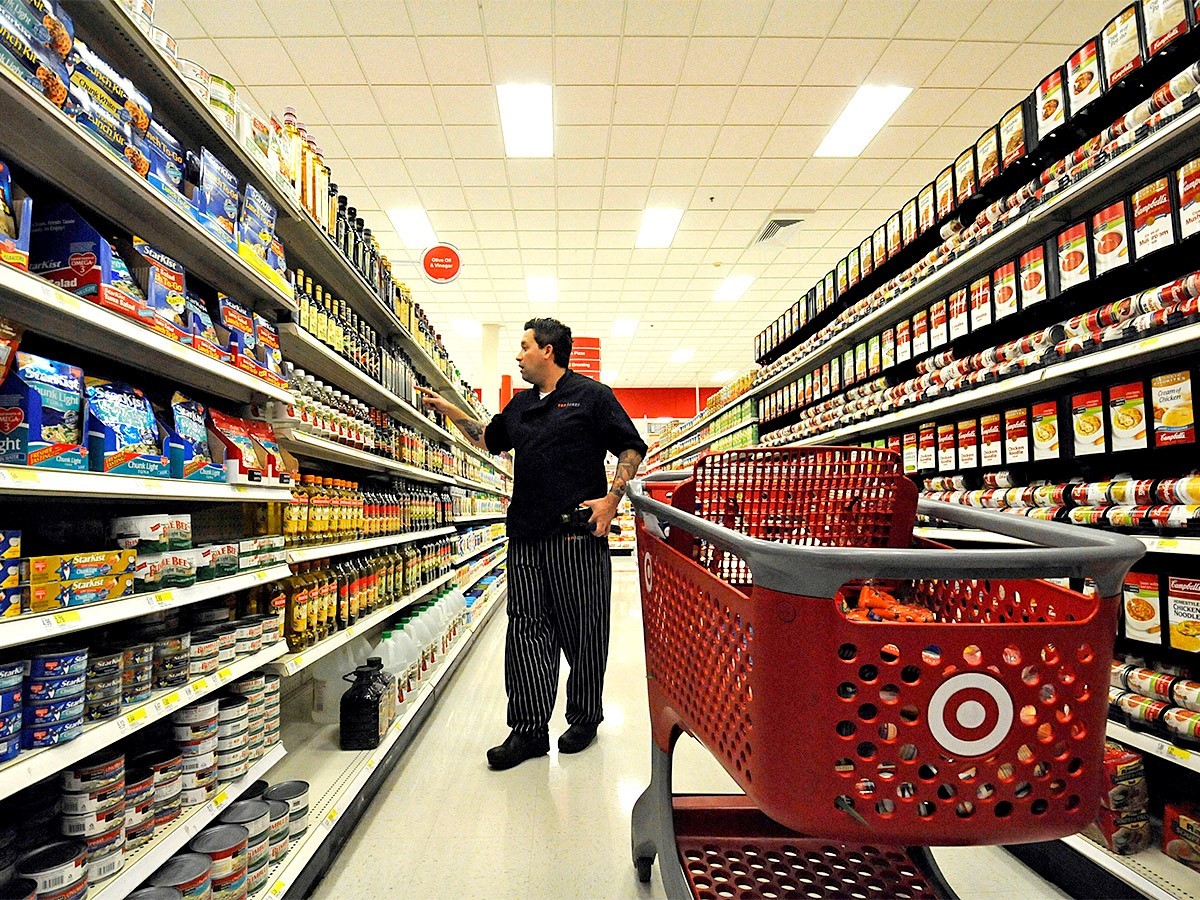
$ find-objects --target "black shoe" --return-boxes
[557,723,598,754]
[487,730,549,770]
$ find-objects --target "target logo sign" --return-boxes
[643,552,654,594]
[927,673,1014,757]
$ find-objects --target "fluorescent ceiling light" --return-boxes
[600,369,618,383]
[386,207,437,249]
[497,83,553,158]
[814,84,912,158]
[635,207,684,249]
[611,318,639,338]
[669,348,695,364]
[713,274,755,302]
[526,275,557,303]
[713,369,737,382]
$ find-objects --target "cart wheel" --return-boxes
[636,856,654,883]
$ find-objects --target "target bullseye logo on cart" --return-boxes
[928,672,1014,757]
[643,552,653,594]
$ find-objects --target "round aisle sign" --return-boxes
[422,244,461,284]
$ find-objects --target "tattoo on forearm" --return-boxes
[608,449,643,499]
[456,419,485,442]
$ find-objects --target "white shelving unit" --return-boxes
[0,466,291,502]
[647,400,755,464]
[0,642,287,803]
[452,512,506,524]
[915,527,1200,556]
[250,583,506,900]
[650,419,758,471]
[264,571,456,677]
[453,475,510,496]
[1060,836,1200,900]
[92,744,287,900]
[286,527,455,565]
[452,536,507,567]
[0,565,291,651]
[273,427,454,486]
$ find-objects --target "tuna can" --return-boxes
[125,820,155,852]
[218,695,248,723]
[178,732,220,758]
[122,643,153,669]
[38,877,87,900]
[263,674,280,697]
[268,830,288,864]
[26,673,86,703]
[0,710,20,739]
[219,800,269,844]
[22,717,82,749]
[210,863,247,900]
[154,633,191,660]
[85,651,123,680]
[235,636,262,657]
[148,852,212,899]
[181,766,217,791]
[63,750,124,793]
[216,759,248,783]
[231,673,264,695]
[87,847,124,883]
[122,664,153,688]
[82,821,124,859]
[190,635,220,660]
[217,716,247,740]
[246,857,269,894]
[180,784,217,808]
[245,825,269,869]
[265,728,280,748]
[61,800,124,837]
[243,781,269,801]
[154,794,183,829]
[15,841,87,895]
[133,749,184,784]
[233,620,261,645]
[287,806,308,838]
[27,648,88,680]
[0,661,23,690]
[172,716,218,743]
[0,687,21,713]
[179,751,216,775]
[86,695,123,722]
[149,26,177,61]
[189,655,220,678]
[60,778,126,815]
[216,745,247,770]
[155,664,189,690]
[172,698,219,726]
[24,695,84,726]
[125,768,154,802]
[86,673,122,699]
[0,878,37,900]
[156,775,184,803]
[127,889,183,900]
[126,796,154,831]
[189,824,248,879]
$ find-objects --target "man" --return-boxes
[418,317,646,770]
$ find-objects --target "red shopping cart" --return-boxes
[629,447,1144,900]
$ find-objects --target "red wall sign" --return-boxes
[570,336,601,379]
[422,244,461,284]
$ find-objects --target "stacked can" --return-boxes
[264,675,280,749]
[85,650,123,722]
[234,619,262,658]
[218,799,271,893]
[131,749,184,833]
[121,642,153,706]
[147,852,212,899]
[261,782,309,843]
[232,674,266,763]
[61,750,126,885]
[193,623,236,667]
[171,698,220,808]
[188,822,248,900]
[153,633,191,690]
[189,631,221,683]
[266,798,289,864]
[23,649,86,752]
[216,695,250,783]
[0,660,22,762]
[15,840,88,900]
[123,767,156,851]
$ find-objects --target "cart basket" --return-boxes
[629,447,1144,847]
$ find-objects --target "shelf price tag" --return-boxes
[217,668,232,681]
[162,691,181,708]
[51,611,80,627]
[1169,745,1192,762]
[192,679,209,693]
[254,570,270,581]
[1156,539,1180,550]
[327,807,339,824]
[213,790,228,808]
[270,881,287,896]
[126,708,147,727]
[154,590,175,604]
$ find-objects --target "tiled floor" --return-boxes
[313,556,1068,899]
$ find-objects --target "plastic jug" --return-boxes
[312,644,353,724]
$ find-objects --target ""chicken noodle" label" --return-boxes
[1004,407,1030,464]
[1168,577,1200,652]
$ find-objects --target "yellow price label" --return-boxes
[162,691,181,707]
[1157,539,1180,549]
[154,590,175,604]
[141,479,165,493]
[217,668,233,680]
[213,790,228,807]
[127,708,147,725]
[193,679,209,693]
[233,485,249,494]
[254,570,269,581]
[270,881,286,896]
[1169,745,1192,761]
[327,807,338,823]
[52,611,80,626]
[291,655,303,670]
[10,468,39,483]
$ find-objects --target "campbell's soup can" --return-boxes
[1112,662,1136,689]
[1170,679,1200,714]
[1118,691,1172,727]
[1125,667,1178,701]
[1110,480,1157,506]
[1164,707,1200,742]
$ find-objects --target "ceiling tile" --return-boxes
[431,85,500,124]
[607,125,665,158]
[555,86,614,127]
[515,210,557,230]
[700,158,756,186]
[554,37,621,84]
[962,0,1055,41]
[988,43,1079,90]
[1039,0,1132,41]
[332,0,414,34]
[861,124,939,158]
[605,158,657,185]
[653,158,707,185]
[693,0,771,34]
[557,158,607,186]
[742,37,821,86]
[897,0,988,39]
[552,0,625,34]
[351,38,428,83]
[711,125,774,158]
[480,0,551,34]
[336,125,398,157]
[405,158,460,185]
[417,185,470,209]
[405,0,483,35]
[680,37,755,84]
[659,125,720,157]
[830,0,918,38]
[441,125,503,159]
[464,186,512,209]
[949,88,1033,126]
[914,125,987,159]
[613,86,676,124]
[725,86,796,124]
[779,185,834,209]
[510,186,558,209]
[746,158,802,186]
[310,85,382,125]
[154,1,206,38]
[556,125,611,158]
[506,159,556,186]
[669,86,737,125]
[623,0,699,35]
[182,0,271,37]
[286,38,365,83]
[618,37,689,84]
[760,125,824,158]
[868,39,954,85]
[374,86,440,124]
[924,41,1008,87]
[793,158,855,185]
[213,38,302,84]
[602,185,651,209]
[559,210,600,230]
[355,162,414,189]
[487,36,554,82]
[761,0,843,37]
[804,39,889,85]
[887,87,967,125]
[781,86,856,125]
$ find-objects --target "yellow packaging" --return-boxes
[21,549,137,584]
[22,572,135,613]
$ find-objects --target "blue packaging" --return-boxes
[0,733,17,762]
[0,0,74,62]
[25,671,84,702]
[190,147,238,251]
[0,660,22,688]
[63,85,150,178]
[27,646,87,678]
[162,392,224,482]
[0,157,31,271]
[0,685,19,712]
[84,377,169,478]
[0,351,86,471]
[23,692,83,724]
[0,559,17,589]
[0,709,17,738]
[145,119,184,194]
[0,530,17,559]
[21,715,80,748]
[116,236,187,336]
[238,183,275,262]
[67,37,151,135]
[0,6,69,107]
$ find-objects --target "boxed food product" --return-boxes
[1032,400,1061,461]
[84,377,169,478]
[161,392,225,482]
[237,183,287,290]
[902,432,917,474]
[1035,67,1068,140]
[948,289,968,341]
[918,183,935,232]
[0,157,32,271]
[22,572,134,613]
[1018,245,1049,307]
[917,423,936,472]
[1123,572,1163,643]
[245,420,295,486]
[0,531,19,559]
[0,0,73,61]
[1179,156,1200,240]
[934,166,954,220]
[212,292,254,351]
[0,351,85,469]
[886,212,901,258]
[1101,742,1149,810]
[1163,801,1200,869]
[253,314,282,376]
[1168,576,1200,651]
[992,262,1018,321]
[1151,370,1194,446]
[968,275,992,332]
[1132,176,1177,258]
[1071,390,1107,456]
[1004,407,1030,464]
[115,236,187,336]
[847,247,860,289]
[144,119,184,195]
[901,198,918,245]
[999,101,1030,170]
[65,84,151,178]
[1143,0,1191,57]
[136,549,196,589]
[182,290,228,362]
[207,408,266,484]
[980,413,1003,467]
[110,513,191,553]
[1109,381,1149,451]
[0,5,69,107]
[1068,38,1105,114]
[198,543,237,580]
[1102,5,1146,90]
[0,558,16,588]
[858,237,873,278]
[1092,200,1130,276]
[22,548,135,583]
[188,147,239,251]
[68,38,151,136]
[1085,806,1152,854]
[1057,221,1091,290]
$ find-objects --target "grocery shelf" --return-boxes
[787,322,1200,447]
[1107,720,1200,775]
[90,744,287,900]
[0,466,291,503]
[0,565,291,651]
[1059,836,1200,900]
[452,512,506,524]
[0,641,287,804]
[456,551,507,590]
[286,527,455,565]
[915,527,1200,555]
[751,100,1200,403]
[264,570,457,677]
[453,475,510,496]
[650,419,758,471]
[452,536,507,567]
[647,401,755,462]
[0,263,293,405]
[0,67,293,316]
[273,427,455,486]
[251,585,505,899]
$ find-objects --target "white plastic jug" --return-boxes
[311,644,353,724]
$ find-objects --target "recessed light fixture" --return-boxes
[386,207,437,249]
[713,274,755,302]
[669,348,695,364]
[526,275,557,303]
[497,83,553,158]
[611,318,639,338]
[600,369,618,383]
[712,369,736,382]
[814,84,912,158]
[635,207,684,249]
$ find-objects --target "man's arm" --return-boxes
[582,447,643,536]
[414,387,490,451]
[607,448,643,502]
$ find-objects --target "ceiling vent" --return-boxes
[753,211,808,247]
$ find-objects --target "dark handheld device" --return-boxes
[561,506,621,535]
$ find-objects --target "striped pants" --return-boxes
[505,532,613,734]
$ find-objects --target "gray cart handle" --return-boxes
[628,475,1144,599]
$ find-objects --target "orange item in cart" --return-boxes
[859,585,898,609]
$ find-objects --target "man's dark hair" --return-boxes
[524,317,572,368]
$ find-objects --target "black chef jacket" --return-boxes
[484,369,648,541]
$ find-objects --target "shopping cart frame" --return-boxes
[628,466,1144,899]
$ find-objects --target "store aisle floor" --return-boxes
[314,557,1069,900]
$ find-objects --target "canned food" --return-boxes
[22,717,82,749]
[125,767,154,800]
[179,751,216,775]
[154,669,189,690]
[86,651,124,679]
[133,749,184,783]
[1126,666,1177,700]
[0,711,19,739]
[27,673,86,703]
[189,655,220,678]
[148,852,212,899]
[62,750,124,793]
[1164,707,1200,742]
[1118,691,1171,727]
[217,730,247,752]
[60,778,126,815]
[85,695,123,722]
[122,665,153,687]
[219,800,270,842]
[156,773,184,802]
[189,824,248,878]
[125,820,155,853]
[231,673,264,695]
[154,633,191,659]
[172,698,220,726]
[180,784,218,808]
[235,636,262,656]
[178,735,220,760]
[15,841,87,895]
[82,821,124,858]
[268,831,289,864]
[0,877,37,900]
[288,806,309,838]
[181,766,217,791]
[216,745,247,768]
[86,673,122,699]
[27,648,88,680]
[122,643,153,669]
[127,888,184,900]
[39,876,88,900]
[0,687,21,714]
[218,695,248,722]
[87,847,124,883]
[24,694,84,726]
[217,759,248,782]
[243,781,269,801]
[60,799,124,837]
[1171,679,1200,714]
[246,856,269,893]
[217,716,248,740]
[0,661,23,690]
[154,795,183,829]
[123,684,153,705]
[210,863,247,900]
[190,636,220,660]
[126,796,154,831]
[172,717,218,743]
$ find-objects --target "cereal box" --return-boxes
[0,351,85,470]
[161,392,225,482]
[1132,177,1176,258]
[1018,245,1047,307]
[21,548,135,583]
[1032,400,1061,461]
[84,377,169,478]
[1168,576,1200,652]
[1068,38,1104,114]
[1101,742,1148,811]
[1123,572,1162,644]
[1163,802,1200,870]
[22,572,134,613]
[189,147,239,251]
[1109,381,1148,451]
[0,157,31,271]
[1071,390,1106,456]
[1151,370,1194,447]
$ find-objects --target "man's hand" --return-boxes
[417,386,490,450]
[581,494,619,537]
[416,386,455,417]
